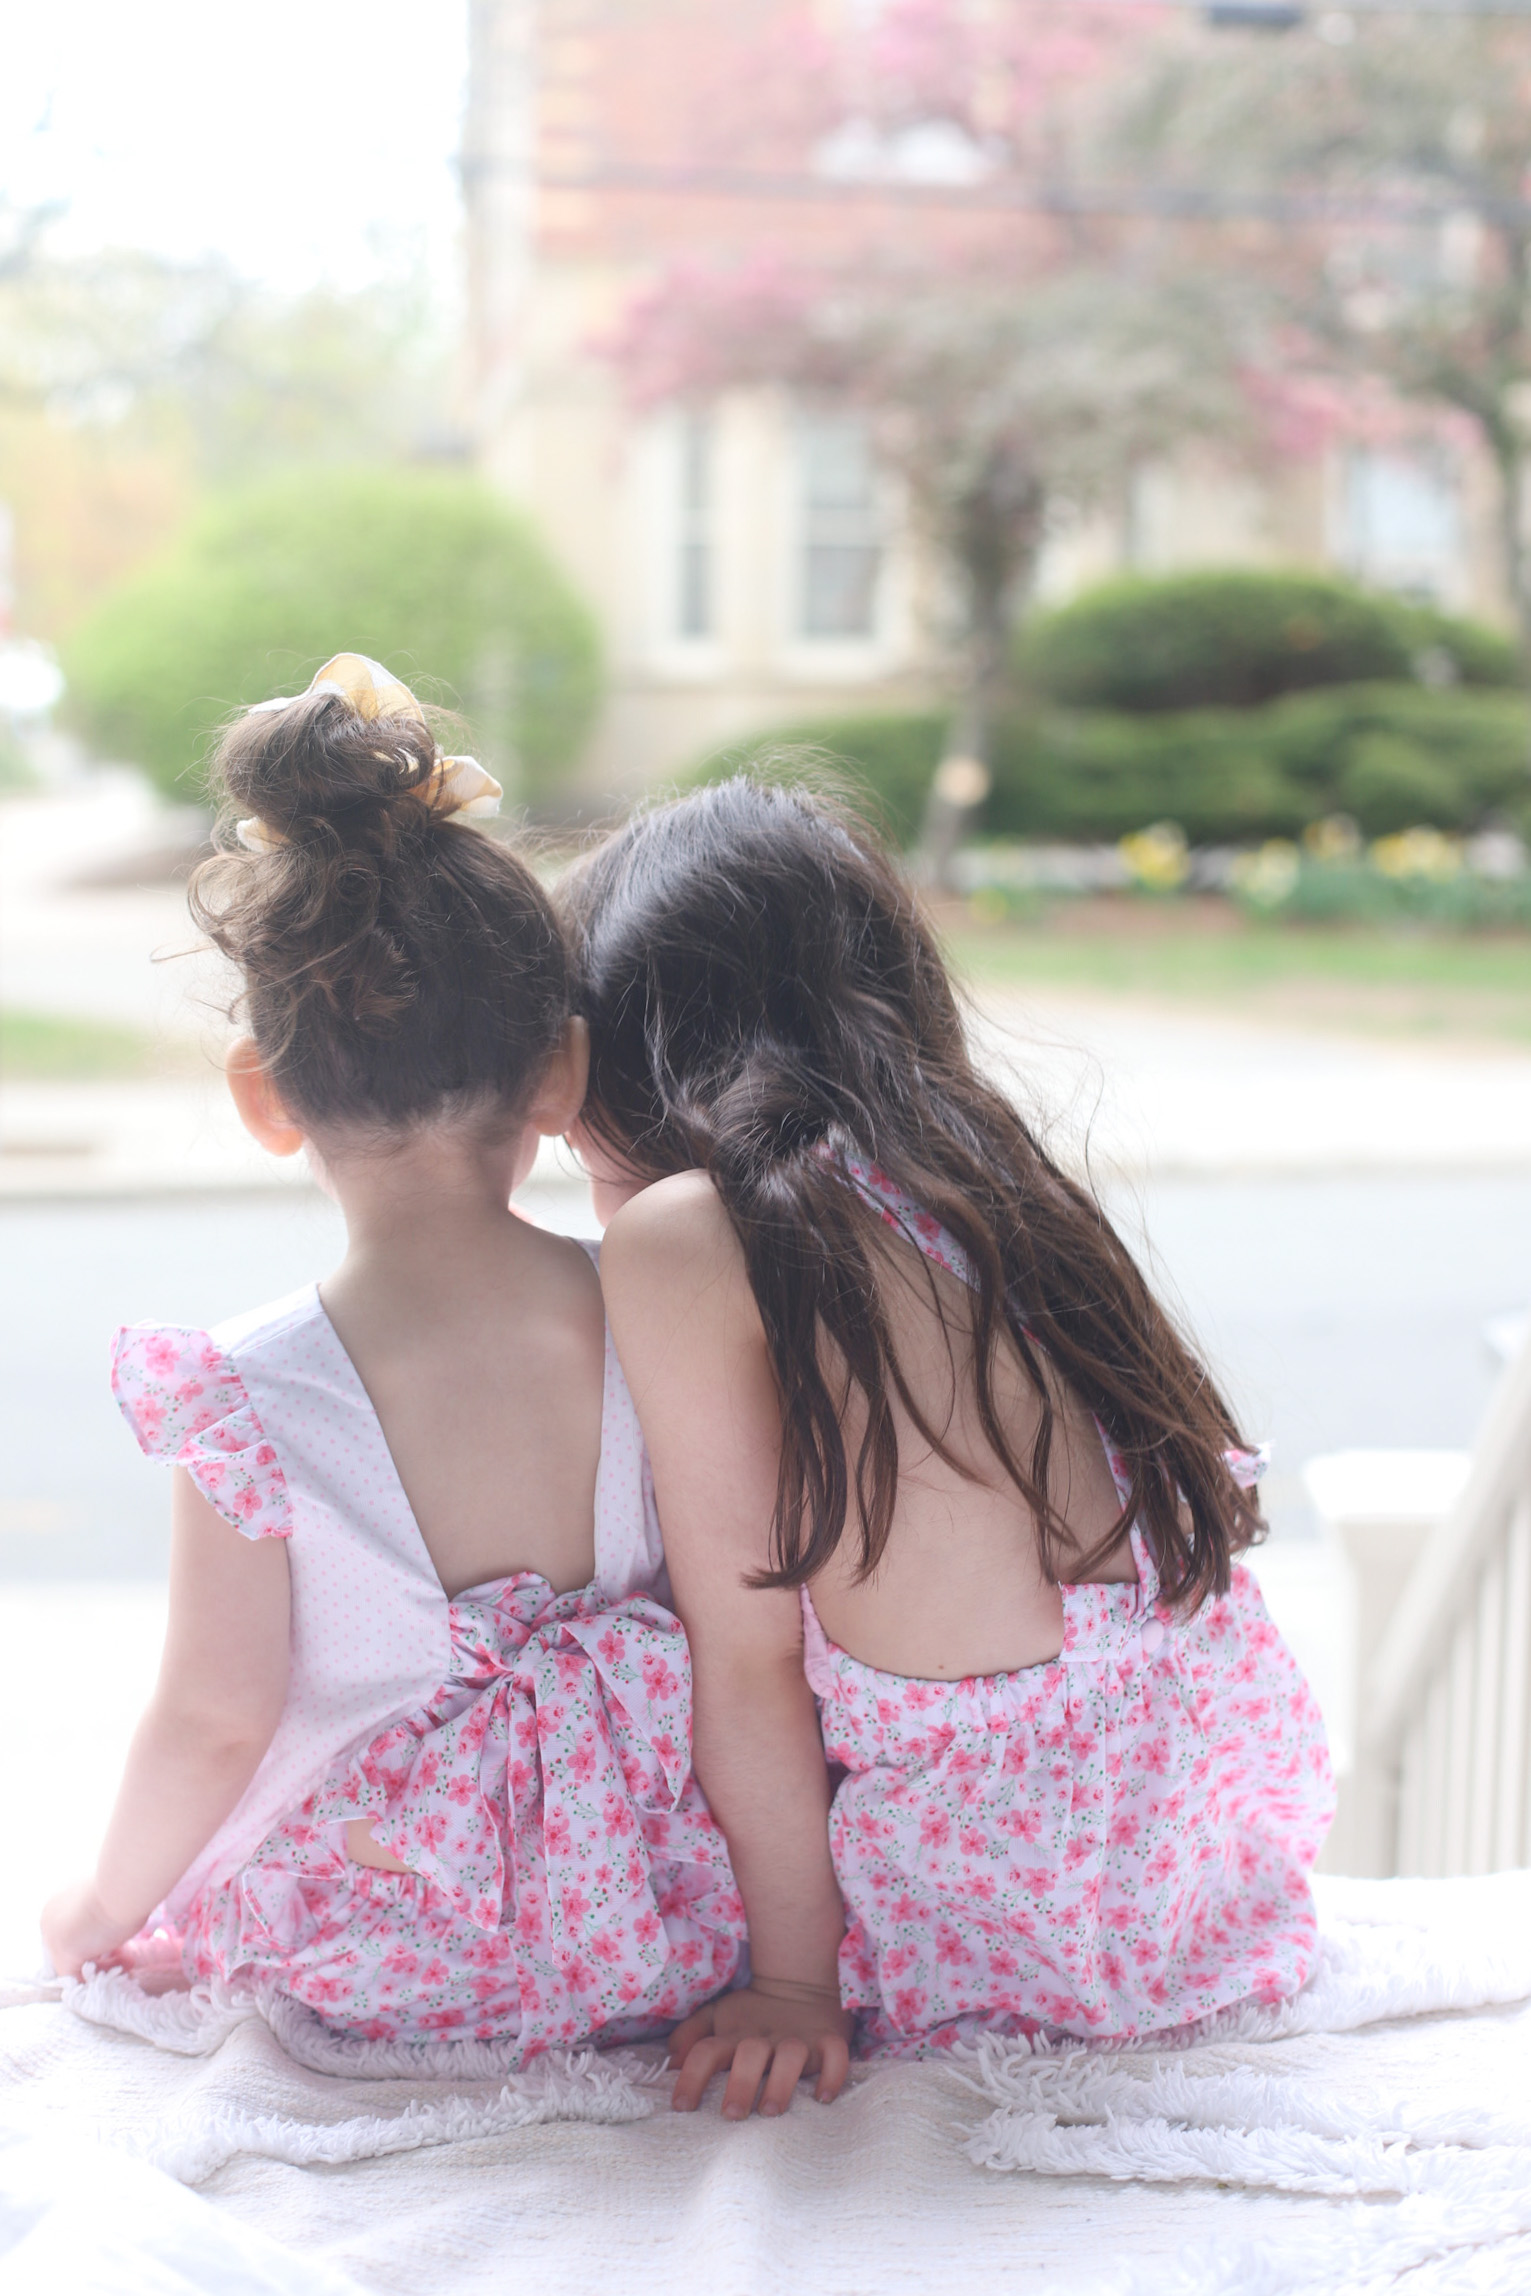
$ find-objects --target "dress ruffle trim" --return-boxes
[112,1323,292,1540]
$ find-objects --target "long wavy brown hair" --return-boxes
[564,775,1261,1611]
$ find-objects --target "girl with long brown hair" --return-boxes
[565,774,1333,2118]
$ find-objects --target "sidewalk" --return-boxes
[0,1078,592,1199]
[972,991,1531,1180]
[10,1004,1531,1196]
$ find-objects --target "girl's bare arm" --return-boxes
[41,1469,290,1975]
[601,1174,852,2118]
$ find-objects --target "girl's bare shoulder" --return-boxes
[600,1173,761,1344]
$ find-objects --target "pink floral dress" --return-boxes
[113,1269,745,2054]
[807,1160,1335,2055]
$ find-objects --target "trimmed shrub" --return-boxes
[986,683,1531,844]
[701,680,1531,850]
[1017,570,1520,714]
[1334,733,1464,834]
[987,707,1306,843]
[712,683,1531,849]
[62,467,602,802]
[688,713,947,847]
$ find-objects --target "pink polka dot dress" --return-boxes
[112,1253,746,2055]
[808,1160,1335,2055]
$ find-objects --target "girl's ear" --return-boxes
[225,1037,306,1158]
[528,1016,590,1140]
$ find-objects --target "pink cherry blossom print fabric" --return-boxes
[183,1575,744,2051]
[806,1156,1334,2052]
[109,1294,744,2050]
[113,1324,292,1538]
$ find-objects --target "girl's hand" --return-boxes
[39,1878,137,1979]
[668,1981,853,2118]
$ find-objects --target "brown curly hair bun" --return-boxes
[191,688,569,1131]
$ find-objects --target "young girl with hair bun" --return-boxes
[41,657,745,2054]
[566,776,1334,2119]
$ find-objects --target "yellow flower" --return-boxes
[1371,828,1461,881]
[1302,814,1361,864]
[1119,821,1189,892]
[1230,840,1300,908]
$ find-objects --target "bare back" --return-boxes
[603,1172,1132,1686]
[807,1225,1132,1679]
[321,1215,606,1602]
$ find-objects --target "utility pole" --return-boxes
[461,0,538,470]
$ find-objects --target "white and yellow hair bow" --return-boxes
[235,654,503,853]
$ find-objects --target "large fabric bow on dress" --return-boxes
[309,1577,706,2036]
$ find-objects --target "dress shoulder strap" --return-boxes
[579,1238,669,1603]
[835,1153,975,1287]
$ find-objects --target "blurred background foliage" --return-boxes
[61,467,602,801]
[707,580,1531,850]
[1015,574,1520,715]
[9,5,1531,879]
[0,240,454,633]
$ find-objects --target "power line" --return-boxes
[535,160,1531,229]
[1084,2,1531,15]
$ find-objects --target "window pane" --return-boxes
[1341,450,1459,602]
[799,413,881,638]
[677,412,712,640]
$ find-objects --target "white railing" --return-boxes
[1332,1331,1531,1878]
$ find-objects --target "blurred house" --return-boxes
[462,0,1506,795]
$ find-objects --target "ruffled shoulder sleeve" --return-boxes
[111,1324,293,1540]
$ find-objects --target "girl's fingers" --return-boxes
[814,2030,851,2103]
[720,2037,773,2121]
[666,2005,715,2068]
[670,2033,735,2113]
[758,2039,810,2117]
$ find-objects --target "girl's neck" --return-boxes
[318,1119,538,1272]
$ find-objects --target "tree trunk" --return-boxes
[1491,433,1531,769]
[920,605,1006,890]
[920,468,1045,888]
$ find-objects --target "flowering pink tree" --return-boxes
[607,1,1240,828]
[615,256,1240,805]
[1130,12,1531,664]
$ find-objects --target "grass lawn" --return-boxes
[939,899,1531,1047]
[0,1008,175,1080]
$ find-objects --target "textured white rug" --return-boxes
[3,1871,1529,2296]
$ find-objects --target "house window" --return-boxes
[675,411,713,640]
[1341,449,1460,603]
[798,412,882,639]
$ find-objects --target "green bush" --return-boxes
[62,467,602,803]
[986,683,1531,844]
[708,681,1531,849]
[1238,853,1531,931]
[687,713,947,847]
[987,707,1305,843]
[1334,732,1464,834]
[1017,570,1520,714]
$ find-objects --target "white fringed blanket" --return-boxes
[3,1872,1529,2296]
